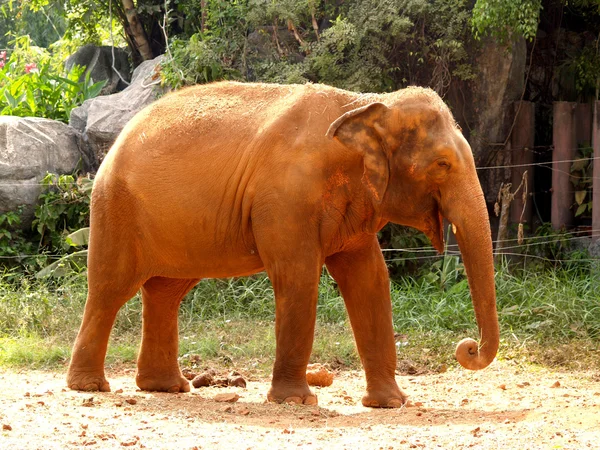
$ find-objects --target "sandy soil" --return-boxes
[1,360,599,449]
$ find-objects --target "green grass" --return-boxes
[0,264,598,373]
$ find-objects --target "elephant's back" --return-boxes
[136,81,349,137]
[102,82,353,172]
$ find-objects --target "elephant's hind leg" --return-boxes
[135,276,199,393]
[68,281,141,392]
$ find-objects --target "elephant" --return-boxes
[67,81,499,408]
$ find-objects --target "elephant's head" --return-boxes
[327,87,498,371]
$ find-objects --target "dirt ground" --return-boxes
[1,360,599,449]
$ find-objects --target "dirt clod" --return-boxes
[227,375,247,388]
[306,364,334,387]
[182,369,198,381]
[551,381,561,388]
[192,370,247,389]
[214,393,240,403]
[192,373,214,388]
[3,424,12,431]
[125,398,137,405]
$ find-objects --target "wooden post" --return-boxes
[575,103,592,145]
[593,100,600,242]
[510,101,535,225]
[552,102,577,230]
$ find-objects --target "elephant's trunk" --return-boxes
[445,183,499,370]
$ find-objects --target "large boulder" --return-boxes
[70,55,166,169]
[65,44,131,95]
[0,116,88,223]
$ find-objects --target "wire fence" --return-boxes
[1,229,597,264]
[0,150,597,264]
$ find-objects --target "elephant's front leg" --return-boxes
[326,236,407,408]
[136,277,199,393]
[265,259,321,405]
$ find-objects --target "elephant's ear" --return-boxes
[326,103,389,202]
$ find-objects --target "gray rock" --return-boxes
[65,44,131,95]
[0,116,87,224]
[589,239,600,259]
[69,55,166,168]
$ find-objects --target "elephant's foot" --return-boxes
[135,371,190,393]
[267,383,318,405]
[361,386,408,408]
[67,368,111,392]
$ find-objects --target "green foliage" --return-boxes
[0,36,106,122]
[0,208,35,260]
[378,224,433,278]
[472,0,543,42]
[1,264,598,370]
[0,0,67,49]
[161,34,242,88]
[32,173,93,252]
[425,255,466,291]
[517,223,593,276]
[161,0,249,88]
[573,46,600,99]
[161,0,475,96]
[570,144,594,218]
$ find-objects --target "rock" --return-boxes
[589,239,600,259]
[227,373,247,388]
[182,369,198,381]
[65,45,131,95]
[2,424,12,431]
[213,393,240,403]
[125,398,137,405]
[0,116,88,224]
[70,55,166,169]
[192,373,214,388]
[306,364,334,387]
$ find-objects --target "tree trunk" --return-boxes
[121,0,154,61]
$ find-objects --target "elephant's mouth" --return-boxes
[424,202,445,253]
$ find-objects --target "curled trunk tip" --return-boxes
[455,337,497,371]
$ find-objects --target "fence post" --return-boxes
[552,102,577,230]
[593,100,600,242]
[575,103,592,145]
[510,101,535,226]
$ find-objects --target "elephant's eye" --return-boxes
[437,161,450,169]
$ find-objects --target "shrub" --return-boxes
[32,173,93,253]
[0,36,106,122]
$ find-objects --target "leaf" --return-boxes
[36,250,88,278]
[574,191,587,205]
[575,203,587,217]
[3,89,17,108]
[65,227,90,247]
[85,79,107,99]
[570,158,588,173]
[25,88,36,114]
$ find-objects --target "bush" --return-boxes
[0,36,106,122]
[160,0,475,96]
[33,173,93,253]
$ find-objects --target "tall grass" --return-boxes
[0,263,598,370]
